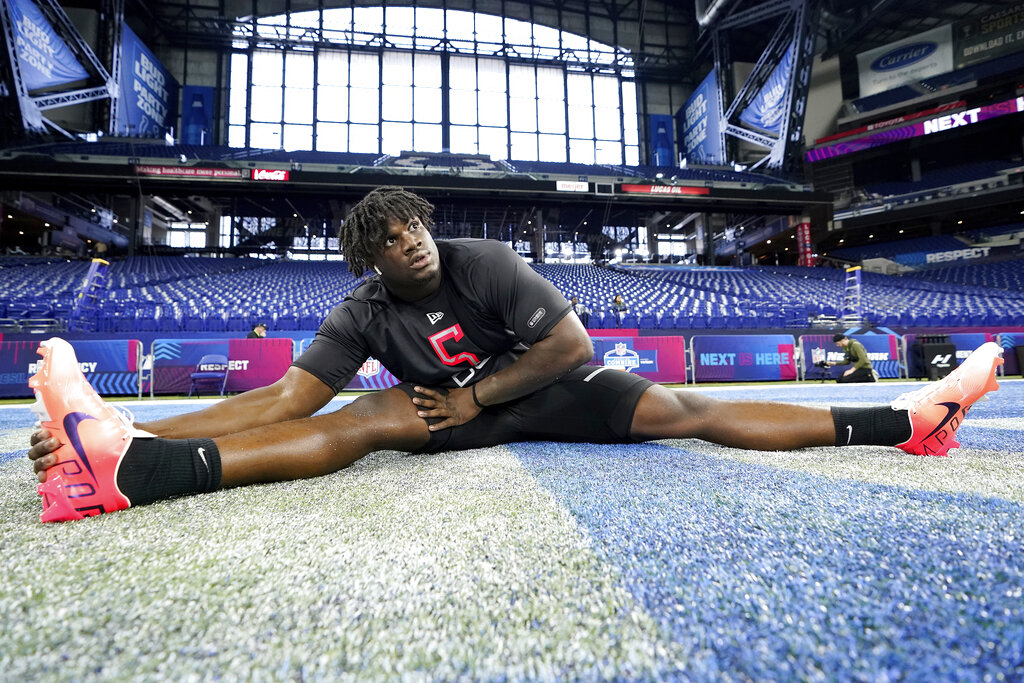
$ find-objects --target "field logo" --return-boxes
[604,342,641,372]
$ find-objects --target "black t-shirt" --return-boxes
[292,239,572,392]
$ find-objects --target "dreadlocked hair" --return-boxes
[339,186,435,276]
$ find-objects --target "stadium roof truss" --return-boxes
[0,0,124,139]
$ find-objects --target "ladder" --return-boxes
[841,265,863,324]
[69,258,110,332]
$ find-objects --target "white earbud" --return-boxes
[373,265,382,275]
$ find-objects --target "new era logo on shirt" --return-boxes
[427,311,444,325]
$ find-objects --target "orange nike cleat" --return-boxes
[892,341,1003,457]
[28,338,153,522]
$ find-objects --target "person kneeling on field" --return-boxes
[828,333,877,383]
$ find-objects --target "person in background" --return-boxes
[247,322,268,339]
[571,296,590,328]
[611,294,628,327]
[828,333,877,383]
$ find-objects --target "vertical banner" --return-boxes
[678,69,723,164]
[648,114,676,166]
[181,85,214,145]
[691,335,796,382]
[801,334,902,380]
[796,220,815,266]
[7,0,89,90]
[857,25,953,97]
[117,24,178,137]
[738,43,793,135]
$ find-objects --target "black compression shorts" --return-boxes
[394,366,654,454]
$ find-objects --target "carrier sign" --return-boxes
[251,169,290,181]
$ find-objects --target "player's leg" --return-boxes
[28,339,429,522]
[214,388,429,487]
[629,384,836,450]
[631,341,1004,454]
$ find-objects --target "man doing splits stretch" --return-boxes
[26,187,1004,522]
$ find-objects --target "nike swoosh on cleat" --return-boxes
[846,424,853,446]
[922,402,962,443]
[197,447,209,472]
[63,412,99,484]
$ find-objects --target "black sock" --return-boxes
[116,438,222,506]
[831,406,912,447]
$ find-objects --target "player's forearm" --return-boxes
[136,369,335,438]
[472,315,593,407]
[135,385,296,438]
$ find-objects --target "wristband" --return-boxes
[471,384,486,409]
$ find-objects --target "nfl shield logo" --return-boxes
[615,342,628,355]
[358,358,381,377]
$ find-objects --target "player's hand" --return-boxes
[411,385,481,431]
[27,428,61,483]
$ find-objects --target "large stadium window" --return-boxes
[229,7,638,164]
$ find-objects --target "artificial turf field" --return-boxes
[1,380,1022,681]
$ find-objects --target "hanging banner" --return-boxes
[857,25,953,97]
[181,85,214,145]
[116,24,178,137]
[7,0,90,91]
[678,69,723,164]
[739,44,793,135]
[796,220,815,267]
[648,114,676,166]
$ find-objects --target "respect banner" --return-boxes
[801,334,901,380]
[0,339,141,398]
[151,338,292,394]
[691,335,796,382]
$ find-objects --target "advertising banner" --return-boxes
[181,85,214,145]
[343,357,401,391]
[801,334,901,381]
[648,114,676,166]
[857,25,953,97]
[999,332,1021,376]
[0,339,141,398]
[590,336,687,383]
[678,70,723,164]
[739,43,793,135]
[955,3,1024,69]
[796,220,814,267]
[151,338,292,394]
[117,24,178,137]
[806,95,1024,162]
[691,335,796,383]
[904,332,998,377]
[7,0,89,90]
